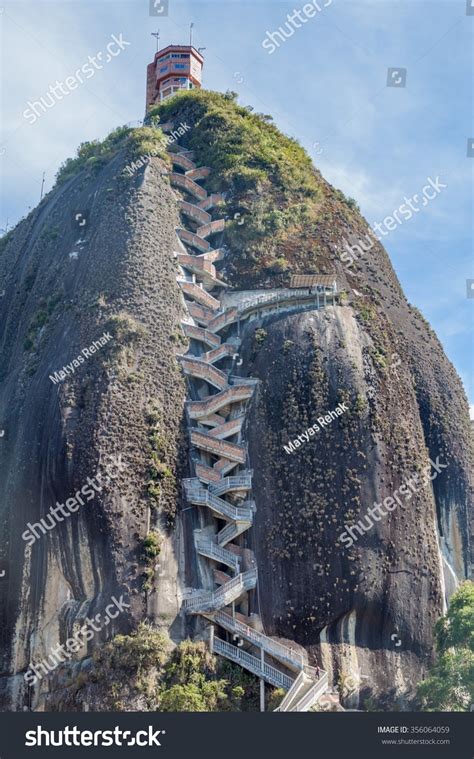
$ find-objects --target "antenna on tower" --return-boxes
[151,31,160,52]
[189,22,194,47]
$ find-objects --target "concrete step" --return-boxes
[182,323,221,348]
[186,385,254,418]
[195,535,240,572]
[212,611,306,672]
[190,430,247,463]
[169,172,207,200]
[196,219,226,239]
[186,166,211,181]
[179,357,228,391]
[195,462,222,484]
[212,637,293,691]
[209,472,252,496]
[187,302,214,326]
[207,307,238,333]
[171,153,196,171]
[202,343,236,365]
[177,227,211,253]
[208,416,244,439]
[183,482,253,522]
[198,193,225,210]
[217,520,251,546]
[213,458,240,476]
[179,281,221,311]
[178,199,211,225]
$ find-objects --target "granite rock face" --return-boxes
[0,99,471,711]
[0,152,187,710]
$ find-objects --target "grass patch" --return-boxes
[55,125,169,186]
[148,90,323,285]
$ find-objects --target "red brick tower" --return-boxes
[146,45,204,112]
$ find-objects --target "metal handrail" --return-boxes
[185,487,253,522]
[212,612,305,669]
[209,474,252,496]
[186,385,254,416]
[195,537,240,571]
[294,672,329,712]
[179,357,228,389]
[213,637,294,690]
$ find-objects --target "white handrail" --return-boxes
[195,538,240,571]
[209,474,252,496]
[294,672,329,712]
[213,637,294,690]
[212,612,305,669]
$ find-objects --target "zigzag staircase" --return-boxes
[162,121,331,712]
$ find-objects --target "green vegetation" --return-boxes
[142,531,161,560]
[159,641,228,712]
[334,189,360,212]
[141,531,162,592]
[23,293,62,351]
[357,303,376,322]
[149,431,173,483]
[417,582,474,711]
[254,328,267,346]
[39,224,59,241]
[151,90,318,197]
[371,347,387,369]
[83,626,263,711]
[104,312,146,375]
[149,90,323,283]
[145,404,178,522]
[55,124,169,186]
[0,230,13,255]
[353,393,367,415]
[106,312,146,344]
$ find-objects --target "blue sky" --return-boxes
[1,0,472,407]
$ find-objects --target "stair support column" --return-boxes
[260,647,265,712]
